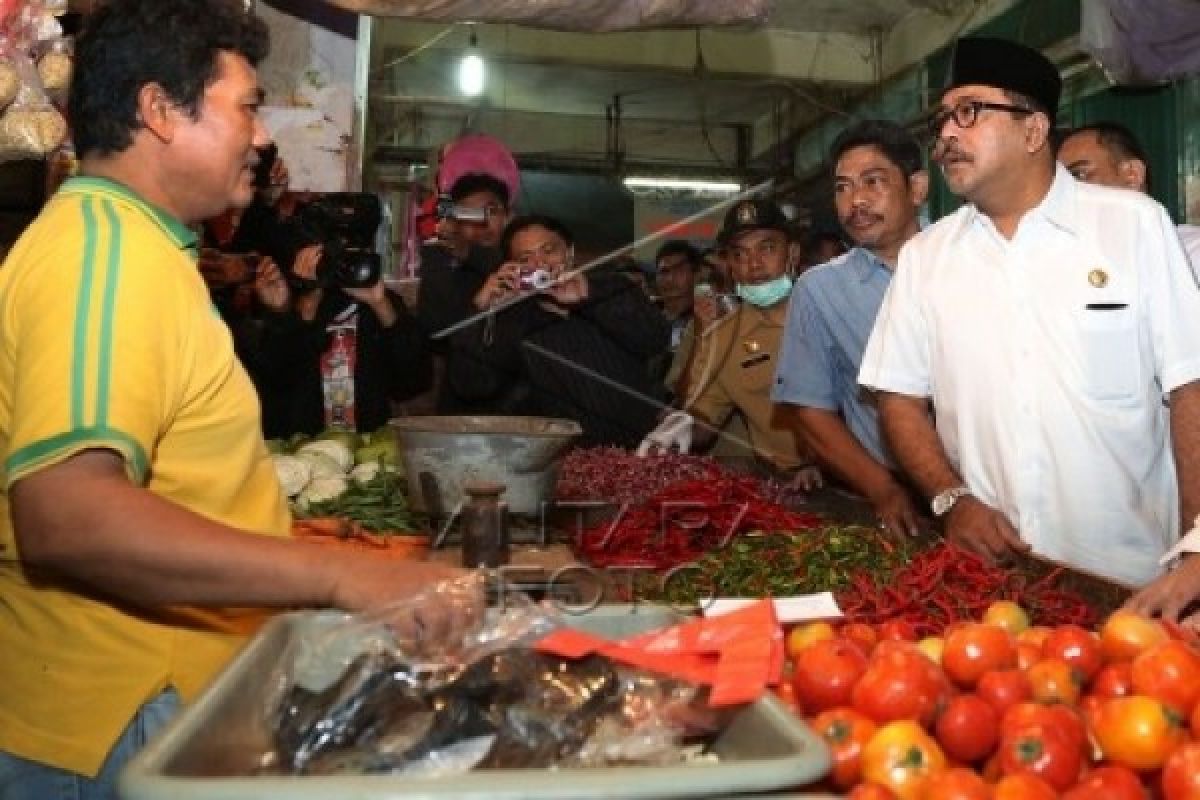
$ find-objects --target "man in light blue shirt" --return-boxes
[773,119,927,535]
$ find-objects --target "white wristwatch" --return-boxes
[931,486,972,517]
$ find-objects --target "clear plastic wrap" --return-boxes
[259,578,728,777]
[0,0,67,161]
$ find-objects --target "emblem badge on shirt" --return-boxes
[1088,268,1109,288]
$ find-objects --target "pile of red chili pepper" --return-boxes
[837,542,1101,637]
[556,447,801,506]
[574,475,822,570]
[556,447,729,504]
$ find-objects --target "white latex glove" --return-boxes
[636,411,694,457]
[1161,513,1200,566]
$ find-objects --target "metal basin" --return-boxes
[390,416,582,516]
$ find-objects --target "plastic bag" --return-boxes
[0,0,66,161]
[260,578,723,776]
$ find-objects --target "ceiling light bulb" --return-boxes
[458,31,485,97]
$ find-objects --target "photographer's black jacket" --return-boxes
[445,273,670,448]
[234,290,432,438]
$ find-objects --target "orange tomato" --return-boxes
[1162,741,1200,800]
[983,600,1031,636]
[1042,624,1103,683]
[942,623,1017,688]
[1100,610,1168,664]
[917,636,945,665]
[922,767,991,800]
[786,621,835,658]
[878,618,919,642]
[1026,657,1082,706]
[1091,695,1187,771]
[1130,639,1200,715]
[993,773,1058,800]
[842,622,880,655]
[810,707,878,791]
[792,637,869,713]
[861,720,947,800]
[847,784,899,800]
[976,668,1032,716]
[1017,625,1052,651]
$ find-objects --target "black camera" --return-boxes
[276,193,384,291]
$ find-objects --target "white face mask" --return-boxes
[736,274,793,307]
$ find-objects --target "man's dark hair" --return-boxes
[829,119,924,178]
[69,0,269,158]
[449,172,511,208]
[655,240,701,269]
[1061,121,1151,188]
[501,214,574,258]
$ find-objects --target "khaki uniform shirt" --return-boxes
[686,302,811,471]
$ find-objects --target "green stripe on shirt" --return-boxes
[71,197,99,430]
[94,199,123,428]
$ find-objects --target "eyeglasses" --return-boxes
[928,100,1033,136]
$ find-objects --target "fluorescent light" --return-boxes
[623,177,742,193]
[458,29,485,97]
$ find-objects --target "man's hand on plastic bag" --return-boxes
[636,411,694,457]
[328,558,485,655]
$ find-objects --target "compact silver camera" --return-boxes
[519,268,553,291]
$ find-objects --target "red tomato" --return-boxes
[878,618,919,642]
[842,622,880,655]
[935,694,1000,763]
[998,723,1083,791]
[1192,693,1200,738]
[1026,657,1082,706]
[993,773,1059,800]
[847,784,899,800]
[922,767,991,800]
[1092,695,1187,771]
[852,643,948,726]
[1062,765,1147,800]
[1162,741,1200,800]
[1001,702,1087,757]
[773,681,800,712]
[1101,610,1168,664]
[941,623,1017,688]
[792,637,869,713]
[1092,662,1135,698]
[1130,640,1200,715]
[861,720,948,800]
[1042,624,1104,683]
[810,707,877,791]
[976,668,1032,715]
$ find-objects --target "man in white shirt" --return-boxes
[1058,121,1200,271]
[859,36,1200,592]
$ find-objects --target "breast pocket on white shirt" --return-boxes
[1076,305,1141,404]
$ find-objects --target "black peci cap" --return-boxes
[719,196,790,243]
[944,36,1062,117]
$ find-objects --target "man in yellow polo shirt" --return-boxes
[0,3,464,798]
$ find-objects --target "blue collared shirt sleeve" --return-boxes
[772,276,838,409]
